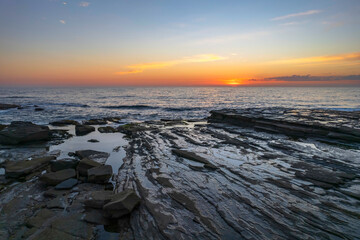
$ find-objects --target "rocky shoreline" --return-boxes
[0,108,359,239]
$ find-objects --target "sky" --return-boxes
[0,0,359,86]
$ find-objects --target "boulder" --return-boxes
[76,158,102,176]
[103,189,141,218]
[0,121,50,145]
[75,125,95,136]
[88,165,112,183]
[98,126,117,133]
[0,103,20,110]
[50,120,80,126]
[55,178,78,190]
[75,150,109,164]
[83,191,114,208]
[5,156,55,179]
[40,169,76,186]
[50,158,79,172]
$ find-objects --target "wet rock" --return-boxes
[5,156,55,179]
[32,228,79,240]
[84,209,110,225]
[117,123,150,136]
[103,189,141,218]
[50,119,80,126]
[44,189,68,198]
[34,107,44,111]
[88,139,99,143]
[75,125,95,136]
[55,178,78,190]
[46,196,66,209]
[76,158,102,176]
[40,169,76,186]
[50,158,79,172]
[88,165,112,183]
[83,190,114,208]
[75,150,109,164]
[83,118,107,125]
[98,126,117,133]
[0,103,20,110]
[0,121,50,145]
[50,214,93,239]
[172,149,217,169]
[26,209,55,228]
[104,117,122,123]
[49,129,72,141]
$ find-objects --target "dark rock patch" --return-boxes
[75,125,95,136]
[40,169,76,186]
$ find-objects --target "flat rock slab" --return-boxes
[77,158,102,176]
[88,165,112,183]
[26,209,55,228]
[0,121,50,145]
[172,149,217,170]
[84,190,114,208]
[50,213,93,239]
[5,156,56,179]
[40,169,76,186]
[75,150,110,164]
[55,178,78,190]
[103,189,140,218]
[50,158,79,172]
[75,125,95,136]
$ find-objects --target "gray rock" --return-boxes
[75,125,95,136]
[50,119,80,126]
[5,156,56,179]
[0,121,50,145]
[50,158,79,172]
[0,103,20,110]
[55,178,78,190]
[88,165,112,183]
[83,190,114,208]
[26,209,55,228]
[75,150,110,164]
[103,189,141,218]
[40,169,76,186]
[76,158,102,176]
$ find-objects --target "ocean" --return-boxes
[1,86,360,124]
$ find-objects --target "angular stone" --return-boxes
[40,169,76,186]
[50,158,79,172]
[55,178,78,190]
[5,156,56,179]
[0,121,50,145]
[50,120,80,126]
[26,209,55,228]
[75,150,110,164]
[88,165,112,183]
[75,125,95,136]
[103,189,141,218]
[76,158,102,176]
[84,191,114,209]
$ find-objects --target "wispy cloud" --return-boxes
[116,54,227,75]
[271,10,321,21]
[263,75,360,82]
[280,21,302,26]
[59,19,66,24]
[269,52,360,65]
[79,1,90,7]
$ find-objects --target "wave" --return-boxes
[102,105,159,110]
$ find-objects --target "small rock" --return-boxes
[50,158,79,172]
[88,139,99,143]
[35,107,44,111]
[77,158,102,176]
[87,165,112,183]
[50,120,80,126]
[40,169,76,186]
[103,189,141,218]
[98,126,117,133]
[75,125,95,136]
[55,178,78,190]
